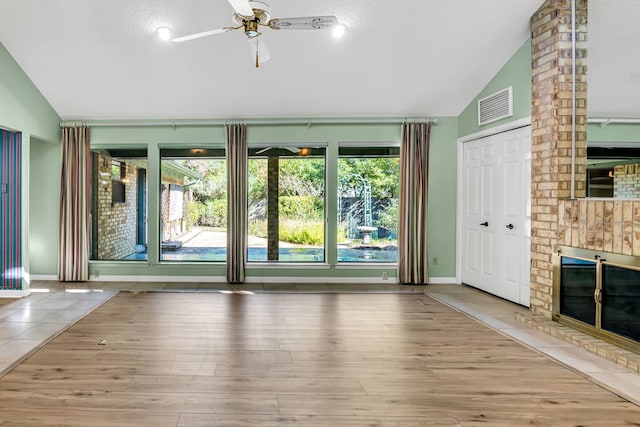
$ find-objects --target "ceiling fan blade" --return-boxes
[255,146,301,154]
[248,36,270,68]
[227,0,254,17]
[172,27,234,43]
[269,16,337,30]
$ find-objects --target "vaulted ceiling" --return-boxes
[0,0,636,121]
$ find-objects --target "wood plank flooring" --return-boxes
[0,292,638,426]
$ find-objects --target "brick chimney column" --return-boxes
[530,0,587,317]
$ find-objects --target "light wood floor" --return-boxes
[0,299,14,308]
[0,292,638,426]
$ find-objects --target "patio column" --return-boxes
[267,155,279,260]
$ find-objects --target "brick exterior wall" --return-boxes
[96,154,139,260]
[530,0,588,317]
[613,164,640,198]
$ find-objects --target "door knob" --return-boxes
[506,224,514,230]
[480,221,489,227]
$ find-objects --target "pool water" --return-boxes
[124,246,397,263]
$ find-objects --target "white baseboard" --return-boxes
[90,276,400,284]
[427,277,459,285]
[245,276,400,284]
[88,275,228,283]
[30,275,58,281]
[0,289,32,298]
[34,275,403,284]
[28,274,456,285]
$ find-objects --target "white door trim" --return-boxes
[456,117,531,285]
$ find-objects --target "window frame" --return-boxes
[336,142,400,264]
[246,143,328,264]
[111,160,126,204]
[159,147,227,263]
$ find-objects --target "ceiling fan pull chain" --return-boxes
[255,37,259,68]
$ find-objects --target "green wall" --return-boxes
[1,38,459,282]
[0,43,60,142]
[29,138,61,275]
[0,42,61,283]
[89,119,458,280]
[588,123,640,143]
[458,40,532,137]
[427,118,458,277]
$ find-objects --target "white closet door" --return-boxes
[462,126,531,306]
[462,136,501,293]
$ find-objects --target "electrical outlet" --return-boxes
[382,271,389,280]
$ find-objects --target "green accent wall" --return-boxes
[1,38,459,282]
[29,138,61,275]
[588,123,640,143]
[89,119,458,280]
[0,42,61,283]
[458,40,532,137]
[427,118,458,277]
[0,43,60,143]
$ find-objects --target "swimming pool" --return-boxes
[125,246,397,263]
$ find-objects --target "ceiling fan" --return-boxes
[172,0,339,68]
[254,146,301,154]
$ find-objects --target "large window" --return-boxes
[160,148,226,262]
[338,146,399,263]
[247,145,326,262]
[91,148,148,261]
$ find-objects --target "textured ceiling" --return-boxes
[589,0,640,119]
[0,0,635,121]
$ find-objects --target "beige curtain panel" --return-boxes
[58,126,91,281]
[398,122,431,284]
[226,124,248,283]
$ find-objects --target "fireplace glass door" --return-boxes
[560,257,597,327]
[602,265,640,342]
[554,245,640,353]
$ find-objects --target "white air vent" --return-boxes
[478,86,513,126]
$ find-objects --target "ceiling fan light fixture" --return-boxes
[248,36,270,67]
[244,20,260,37]
[332,23,346,39]
[173,0,338,67]
[156,26,173,41]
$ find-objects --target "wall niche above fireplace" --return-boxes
[554,246,640,354]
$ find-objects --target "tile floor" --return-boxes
[0,288,116,376]
[0,281,638,408]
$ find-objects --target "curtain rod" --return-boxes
[60,117,439,128]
